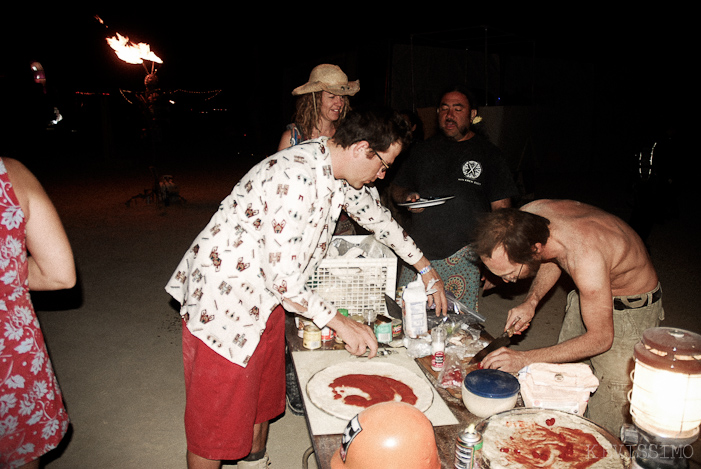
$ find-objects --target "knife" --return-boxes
[384,294,403,320]
[468,323,517,365]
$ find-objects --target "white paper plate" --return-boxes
[397,196,455,208]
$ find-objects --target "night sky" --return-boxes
[2,9,690,162]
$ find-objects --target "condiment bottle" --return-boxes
[431,326,447,371]
[321,326,333,342]
[363,309,377,327]
[454,423,483,468]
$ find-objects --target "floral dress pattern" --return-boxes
[0,159,69,468]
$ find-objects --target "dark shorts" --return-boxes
[182,305,286,460]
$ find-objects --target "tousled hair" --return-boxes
[293,92,351,140]
[332,106,412,152]
[474,208,550,267]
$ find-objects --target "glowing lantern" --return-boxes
[630,327,701,439]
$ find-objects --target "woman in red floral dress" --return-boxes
[0,157,76,469]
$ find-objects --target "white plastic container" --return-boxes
[462,369,520,418]
[402,277,427,339]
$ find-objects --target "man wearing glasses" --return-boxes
[166,106,447,469]
[390,84,519,313]
[472,199,663,436]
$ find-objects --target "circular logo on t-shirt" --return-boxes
[462,160,482,180]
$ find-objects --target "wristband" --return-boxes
[418,265,433,275]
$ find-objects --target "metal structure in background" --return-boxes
[399,25,537,113]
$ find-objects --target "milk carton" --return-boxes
[402,277,428,338]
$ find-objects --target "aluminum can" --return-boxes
[374,318,392,344]
[454,424,482,468]
[391,318,403,338]
[303,325,321,350]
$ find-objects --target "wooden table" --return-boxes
[285,314,489,469]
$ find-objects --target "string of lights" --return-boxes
[117,88,223,106]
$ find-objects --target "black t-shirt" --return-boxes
[392,133,519,259]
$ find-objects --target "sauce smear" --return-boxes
[498,422,608,469]
[330,374,417,408]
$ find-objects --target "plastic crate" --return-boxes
[306,236,397,316]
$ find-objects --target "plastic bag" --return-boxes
[357,235,391,258]
[403,335,432,358]
[426,291,486,324]
[437,350,466,390]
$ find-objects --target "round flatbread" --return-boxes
[478,409,630,469]
[306,361,434,420]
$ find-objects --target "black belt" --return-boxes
[613,288,662,310]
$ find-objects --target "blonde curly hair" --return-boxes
[293,92,351,140]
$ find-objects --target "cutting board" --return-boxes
[293,348,459,435]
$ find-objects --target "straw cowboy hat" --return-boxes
[292,64,360,96]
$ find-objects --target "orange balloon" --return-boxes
[330,401,441,469]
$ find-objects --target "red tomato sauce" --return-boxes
[497,422,608,469]
[330,374,418,408]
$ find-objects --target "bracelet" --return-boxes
[418,265,433,275]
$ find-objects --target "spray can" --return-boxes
[454,423,483,469]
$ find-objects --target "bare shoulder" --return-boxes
[3,157,29,175]
[520,198,571,212]
[3,158,40,186]
[278,129,293,151]
[2,158,49,214]
[522,199,600,219]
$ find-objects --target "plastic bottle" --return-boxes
[402,277,428,338]
[431,326,447,371]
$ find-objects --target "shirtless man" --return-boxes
[473,199,664,435]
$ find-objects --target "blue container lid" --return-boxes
[463,369,520,399]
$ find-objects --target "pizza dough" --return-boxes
[479,409,630,469]
[306,361,434,420]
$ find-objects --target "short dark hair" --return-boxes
[438,84,478,110]
[474,208,550,266]
[332,106,412,152]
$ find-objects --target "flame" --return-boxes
[106,32,162,65]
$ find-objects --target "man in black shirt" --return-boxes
[390,85,519,310]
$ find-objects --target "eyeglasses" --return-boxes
[504,263,524,283]
[372,150,390,173]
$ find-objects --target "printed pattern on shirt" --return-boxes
[165,139,422,367]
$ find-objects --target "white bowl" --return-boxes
[462,369,519,418]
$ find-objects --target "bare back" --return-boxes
[522,199,658,296]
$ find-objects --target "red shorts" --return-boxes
[182,305,286,460]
